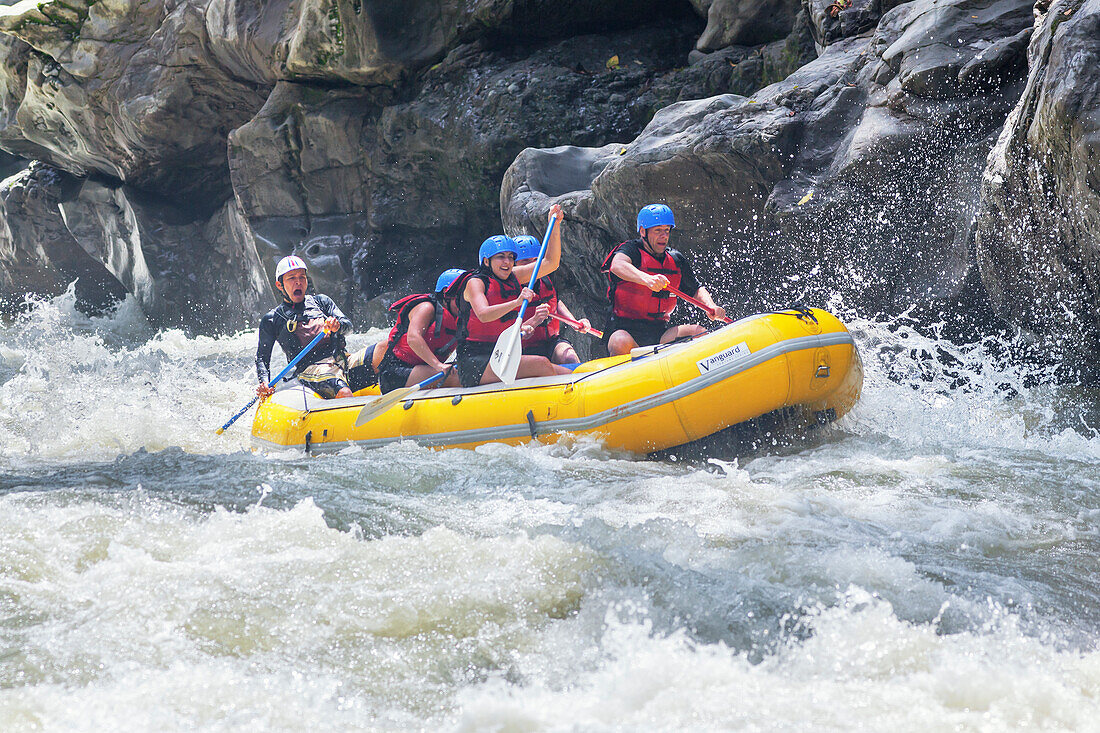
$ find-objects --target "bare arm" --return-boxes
[693,286,726,321]
[514,204,564,283]
[405,302,449,371]
[609,252,669,292]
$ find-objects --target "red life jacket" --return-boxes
[458,271,523,343]
[602,241,682,321]
[521,277,560,345]
[386,293,457,366]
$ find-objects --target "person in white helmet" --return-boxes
[255,255,378,400]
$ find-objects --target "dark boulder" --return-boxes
[974,0,1100,358]
[0,161,269,330]
[0,163,126,314]
[691,0,804,51]
[504,0,1035,332]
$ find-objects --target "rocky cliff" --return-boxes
[0,0,1094,363]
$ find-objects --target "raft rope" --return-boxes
[762,305,819,324]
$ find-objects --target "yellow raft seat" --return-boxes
[251,308,863,455]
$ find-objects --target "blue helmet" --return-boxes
[478,235,518,264]
[637,204,676,231]
[513,235,541,261]
[435,268,465,293]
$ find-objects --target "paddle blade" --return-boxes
[354,386,416,427]
[489,320,523,384]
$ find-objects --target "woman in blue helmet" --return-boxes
[375,268,466,393]
[512,234,594,364]
[449,205,573,386]
[600,203,726,356]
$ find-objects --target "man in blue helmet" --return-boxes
[255,255,380,400]
[374,269,465,393]
[600,204,726,356]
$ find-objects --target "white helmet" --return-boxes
[275,255,308,280]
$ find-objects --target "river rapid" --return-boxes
[1,289,1099,732]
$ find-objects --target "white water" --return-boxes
[1,290,1099,731]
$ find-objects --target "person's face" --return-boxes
[277,269,308,303]
[641,225,672,250]
[485,252,515,279]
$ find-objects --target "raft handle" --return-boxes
[304,430,312,454]
[452,395,462,406]
[526,410,538,439]
[403,400,414,410]
[815,365,830,378]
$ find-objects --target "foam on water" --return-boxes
[453,592,1100,732]
[1,292,1100,730]
[0,491,596,731]
[0,289,381,467]
[842,310,1100,459]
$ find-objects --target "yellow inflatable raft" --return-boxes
[251,308,862,454]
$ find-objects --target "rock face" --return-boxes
[0,163,126,313]
[0,161,269,327]
[691,0,804,50]
[975,0,1100,353]
[0,0,1095,372]
[504,0,1035,330]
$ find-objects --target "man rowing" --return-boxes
[601,204,726,356]
[255,256,377,400]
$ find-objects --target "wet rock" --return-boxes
[974,0,1100,352]
[803,0,908,49]
[692,0,804,51]
[503,0,1035,326]
[0,162,126,314]
[281,0,683,85]
[0,0,272,204]
[0,161,269,330]
[57,184,271,330]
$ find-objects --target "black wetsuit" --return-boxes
[255,294,351,385]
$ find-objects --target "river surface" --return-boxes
[1,290,1099,731]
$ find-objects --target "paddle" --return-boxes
[665,284,733,323]
[548,313,603,339]
[216,327,330,435]
[354,367,449,426]
[488,215,559,384]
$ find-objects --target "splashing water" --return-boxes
[1,290,1099,731]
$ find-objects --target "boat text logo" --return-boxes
[696,342,751,375]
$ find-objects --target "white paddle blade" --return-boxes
[489,320,523,384]
[354,386,415,426]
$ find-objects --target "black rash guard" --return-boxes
[255,294,353,384]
